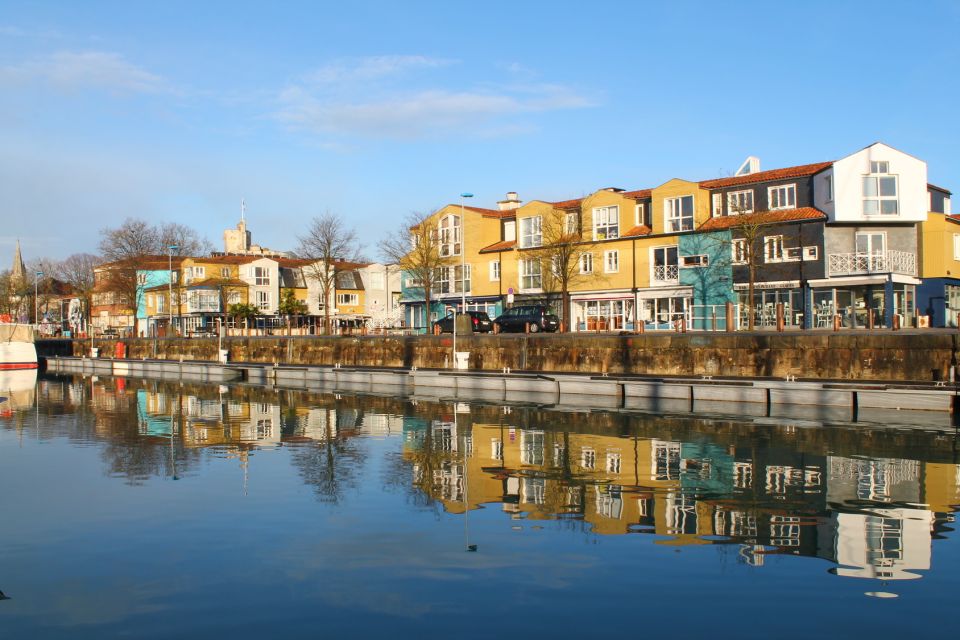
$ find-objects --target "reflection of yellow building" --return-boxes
[925,463,960,512]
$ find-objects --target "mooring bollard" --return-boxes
[725,302,734,332]
[893,314,901,330]
[776,303,784,332]
[867,308,875,330]
[833,315,841,332]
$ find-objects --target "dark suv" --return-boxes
[494,305,560,333]
[433,310,493,333]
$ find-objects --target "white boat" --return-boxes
[0,323,38,370]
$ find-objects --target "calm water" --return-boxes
[1,373,959,639]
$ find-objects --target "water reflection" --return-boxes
[6,373,960,586]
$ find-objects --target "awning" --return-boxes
[570,291,634,302]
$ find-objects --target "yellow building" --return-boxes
[918,210,960,326]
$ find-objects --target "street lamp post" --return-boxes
[168,245,179,337]
[452,193,473,370]
[34,271,43,327]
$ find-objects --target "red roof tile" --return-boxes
[698,207,826,231]
[623,225,652,237]
[699,161,833,189]
[479,239,517,254]
[552,198,583,210]
[622,189,652,200]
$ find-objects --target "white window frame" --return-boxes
[803,246,819,261]
[564,212,578,235]
[255,290,270,310]
[870,161,890,174]
[604,250,619,274]
[519,216,542,249]
[764,235,785,262]
[681,254,709,268]
[767,184,796,210]
[946,197,952,215]
[651,246,679,283]
[336,292,359,306]
[580,253,593,274]
[825,175,834,202]
[489,260,501,281]
[862,173,899,216]
[727,189,754,215]
[664,195,694,232]
[194,266,205,280]
[439,214,462,257]
[455,264,471,294]
[593,205,620,240]
[220,267,230,278]
[254,266,270,286]
[712,193,722,217]
[504,220,516,242]
[520,258,542,291]
[634,203,645,226]
[732,238,748,265]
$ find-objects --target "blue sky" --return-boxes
[2,0,959,264]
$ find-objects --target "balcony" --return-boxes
[652,264,679,284]
[827,250,917,277]
[186,292,221,314]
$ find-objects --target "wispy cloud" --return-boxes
[275,55,595,141]
[0,51,175,95]
[304,54,456,86]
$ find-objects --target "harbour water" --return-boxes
[1,373,959,638]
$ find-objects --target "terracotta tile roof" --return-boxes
[479,239,517,254]
[623,225,652,237]
[698,207,826,231]
[929,183,952,194]
[622,189,652,200]
[552,198,583,210]
[699,161,833,189]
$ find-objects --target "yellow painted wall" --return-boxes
[924,462,960,512]
[920,213,960,278]
[650,179,710,235]
[336,288,365,315]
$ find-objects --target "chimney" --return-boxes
[498,192,522,211]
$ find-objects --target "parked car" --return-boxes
[433,310,493,334]
[494,305,560,333]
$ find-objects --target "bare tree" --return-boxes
[524,208,596,331]
[98,218,160,263]
[97,218,212,334]
[379,210,451,332]
[297,212,363,334]
[56,253,100,325]
[158,222,214,256]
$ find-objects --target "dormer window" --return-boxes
[439,214,462,256]
[664,196,694,232]
[593,206,619,240]
[863,165,898,215]
[519,216,542,248]
[768,184,796,210]
[564,212,578,235]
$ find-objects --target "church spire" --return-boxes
[11,239,26,285]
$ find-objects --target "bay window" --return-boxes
[593,206,619,240]
[519,216,542,248]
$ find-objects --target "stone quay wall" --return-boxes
[40,332,958,382]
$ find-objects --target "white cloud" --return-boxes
[0,51,174,95]
[276,56,594,140]
[303,55,456,86]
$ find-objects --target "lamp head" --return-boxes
[460,193,474,199]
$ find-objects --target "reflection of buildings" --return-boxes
[402,413,959,582]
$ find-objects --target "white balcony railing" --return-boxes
[827,250,917,277]
[652,264,679,283]
[186,293,221,313]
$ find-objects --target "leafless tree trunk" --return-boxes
[378,210,450,332]
[297,212,363,335]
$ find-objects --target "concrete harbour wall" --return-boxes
[41,332,958,382]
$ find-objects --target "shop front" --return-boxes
[808,275,918,329]
[734,280,804,328]
[571,292,636,332]
[636,286,692,331]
